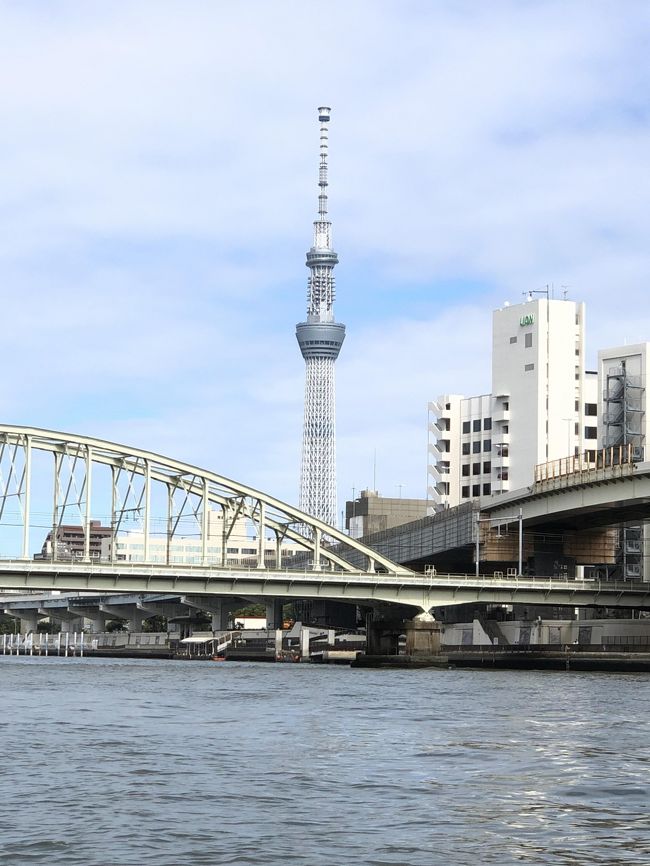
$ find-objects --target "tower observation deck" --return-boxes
[296,107,346,526]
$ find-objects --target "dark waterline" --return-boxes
[1,657,649,865]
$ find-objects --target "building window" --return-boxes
[499,470,509,481]
[462,486,470,498]
[510,336,517,344]
[585,403,597,416]
[462,421,470,434]
[502,425,509,433]
[484,418,492,430]
[462,465,470,477]
[473,441,481,453]
[473,419,481,432]
[462,442,470,455]
[575,399,580,411]
[483,461,491,473]
[483,439,491,452]
[472,463,480,475]
[525,363,535,371]
[472,484,481,497]
[483,483,491,496]
[525,332,533,348]
[503,402,509,410]
[575,422,580,435]
[585,426,597,440]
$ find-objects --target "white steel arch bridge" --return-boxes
[0,424,409,577]
[0,425,649,613]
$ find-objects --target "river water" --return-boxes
[0,657,649,865]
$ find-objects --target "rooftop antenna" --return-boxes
[524,285,550,301]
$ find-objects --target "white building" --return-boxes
[429,297,598,510]
[100,510,299,567]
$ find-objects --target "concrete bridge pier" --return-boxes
[3,609,41,634]
[365,610,443,658]
[68,606,108,633]
[100,604,142,632]
[41,608,84,634]
[180,595,236,631]
[265,599,284,630]
[404,612,442,656]
[365,612,401,656]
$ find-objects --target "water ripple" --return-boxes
[1,658,649,864]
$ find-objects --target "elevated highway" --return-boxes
[352,456,650,573]
[485,458,650,531]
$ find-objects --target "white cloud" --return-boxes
[0,0,648,519]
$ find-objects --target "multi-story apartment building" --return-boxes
[37,520,112,560]
[428,297,598,510]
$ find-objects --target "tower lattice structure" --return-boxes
[296,107,345,526]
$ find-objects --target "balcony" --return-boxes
[428,417,449,436]
[428,462,447,484]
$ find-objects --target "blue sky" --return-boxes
[1,0,649,524]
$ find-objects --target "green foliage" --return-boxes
[233,603,266,617]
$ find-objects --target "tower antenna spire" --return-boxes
[296,107,346,526]
[317,106,330,221]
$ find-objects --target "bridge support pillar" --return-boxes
[365,612,400,655]
[404,613,442,656]
[41,609,84,633]
[99,604,142,632]
[266,599,283,630]
[209,600,232,631]
[68,607,109,633]
[6,610,41,634]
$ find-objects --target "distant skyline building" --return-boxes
[296,107,345,526]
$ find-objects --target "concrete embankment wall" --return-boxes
[443,618,650,648]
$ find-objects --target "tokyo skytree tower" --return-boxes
[296,107,345,526]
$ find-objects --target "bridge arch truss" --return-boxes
[0,425,410,576]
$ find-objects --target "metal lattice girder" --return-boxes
[0,425,412,576]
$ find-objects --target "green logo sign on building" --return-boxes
[520,314,535,327]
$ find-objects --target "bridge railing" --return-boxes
[0,557,649,595]
[534,444,640,487]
